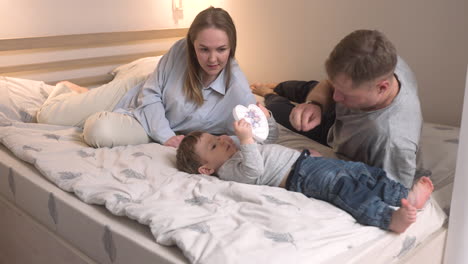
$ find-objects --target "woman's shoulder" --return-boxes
[158,38,187,72]
[172,38,187,49]
[228,59,247,83]
[167,38,187,57]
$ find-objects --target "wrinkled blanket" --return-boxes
[0,113,446,264]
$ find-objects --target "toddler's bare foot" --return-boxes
[389,198,417,233]
[250,82,278,97]
[407,176,434,209]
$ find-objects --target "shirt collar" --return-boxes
[204,68,227,95]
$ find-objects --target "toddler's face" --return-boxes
[195,133,238,173]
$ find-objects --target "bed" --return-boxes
[0,30,457,264]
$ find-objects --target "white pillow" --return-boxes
[0,76,54,122]
[0,57,162,123]
[110,56,162,87]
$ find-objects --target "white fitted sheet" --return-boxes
[0,76,454,264]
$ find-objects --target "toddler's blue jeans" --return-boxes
[286,150,409,230]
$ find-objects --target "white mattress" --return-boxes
[0,144,186,264]
[0,76,455,264]
[417,122,460,215]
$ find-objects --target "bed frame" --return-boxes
[0,28,188,264]
[0,29,449,264]
[0,28,187,86]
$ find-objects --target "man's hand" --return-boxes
[233,119,255,145]
[289,103,322,131]
[163,135,185,148]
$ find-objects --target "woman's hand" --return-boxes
[164,135,185,148]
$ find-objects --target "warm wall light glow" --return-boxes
[170,0,229,26]
[173,0,183,11]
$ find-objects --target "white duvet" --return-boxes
[0,112,447,264]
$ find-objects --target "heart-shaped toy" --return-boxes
[232,104,269,142]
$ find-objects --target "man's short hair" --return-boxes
[176,131,204,174]
[325,29,397,86]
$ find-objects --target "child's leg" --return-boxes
[337,161,411,207]
[407,176,434,209]
[389,199,417,233]
[287,157,414,230]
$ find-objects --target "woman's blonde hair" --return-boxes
[184,6,237,106]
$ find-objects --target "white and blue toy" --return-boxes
[232,104,269,142]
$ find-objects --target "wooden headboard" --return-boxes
[0,28,188,86]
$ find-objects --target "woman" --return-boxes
[37,7,255,148]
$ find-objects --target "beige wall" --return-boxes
[228,0,468,126]
[0,0,220,38]
[0,0,225,83]
[0,0,466,126]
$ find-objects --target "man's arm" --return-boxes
[304,79,334,112]
[289,80,334,132]
[381,145,417,188]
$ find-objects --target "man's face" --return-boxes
[195,133,238,174]
[330,73,382,111]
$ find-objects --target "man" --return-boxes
[251,29,422,188]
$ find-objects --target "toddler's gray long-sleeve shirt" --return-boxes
[217,116,300,186]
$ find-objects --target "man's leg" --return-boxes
[251,80,334,145]
[272,80,319,103]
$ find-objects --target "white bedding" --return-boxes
[0,75,452,263]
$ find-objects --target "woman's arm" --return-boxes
[131,39,185,145]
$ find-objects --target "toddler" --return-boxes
[176,105,433,233]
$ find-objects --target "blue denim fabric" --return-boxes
[286,154,409,230]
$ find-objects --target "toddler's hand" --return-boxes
[256,102,271,118]
[233,119,254,145]
[219,135,235,145]
[308,148,322,157]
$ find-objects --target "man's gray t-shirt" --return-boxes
[327,57,422,188]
